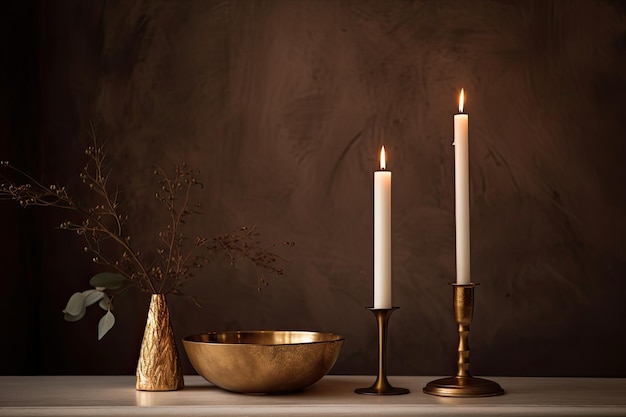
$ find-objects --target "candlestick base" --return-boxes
[355,307,410,395]
[355,381,410,395]
[423,376,503,397]
[423,283,504,397]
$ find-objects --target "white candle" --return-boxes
[374,146,392,308]
[454,89,471,285]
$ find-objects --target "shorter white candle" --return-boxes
[374,146,392,308]
[454,89,471,285]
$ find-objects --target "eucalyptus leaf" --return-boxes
[98,294,112,311]
[82,289,105,307]
[98,310,115,340]
[64,308,86,322]
[89,272,126,290]
[62,292,86,316]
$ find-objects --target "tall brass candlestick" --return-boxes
[423,284,504,397]
[355,308,409,395]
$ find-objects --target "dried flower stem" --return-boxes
[0,125,289,298]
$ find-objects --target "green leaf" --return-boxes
[82,289,105,307]
[63,309,86,322]
[63,292,86,316]
[98,294,111,311]
[98,310,115,340]
[89,272,126,290]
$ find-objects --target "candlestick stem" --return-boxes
[423,284,504,397]
[456,284,472,378]
[355,308,409,395]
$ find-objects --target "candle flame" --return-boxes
[459,88,465,113]
[380,146,386,170]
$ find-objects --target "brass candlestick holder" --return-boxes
[423,283,504,397]
[355,308,410,395]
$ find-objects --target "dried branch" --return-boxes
[0,127,290,311]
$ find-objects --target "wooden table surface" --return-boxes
[1,375,625,416]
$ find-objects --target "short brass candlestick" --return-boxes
[423,284,504,397]
[355,307,410,395]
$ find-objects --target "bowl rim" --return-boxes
[182,330,345,346]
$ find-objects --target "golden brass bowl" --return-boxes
[182,330,344,394]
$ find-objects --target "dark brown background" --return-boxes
[1,0,625,377]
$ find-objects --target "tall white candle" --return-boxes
[454,89,471,285]
[374,146,392,308]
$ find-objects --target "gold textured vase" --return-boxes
[136,294,184,391]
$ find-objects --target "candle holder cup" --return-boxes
[423,283,504,397]
[355,307,410,395]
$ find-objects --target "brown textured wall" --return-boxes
[1,0,626,377]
